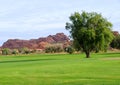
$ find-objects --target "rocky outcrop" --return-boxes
[2,33,70,49]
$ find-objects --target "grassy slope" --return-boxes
[0,53,120,85]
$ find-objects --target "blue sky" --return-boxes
[0,0,120,45]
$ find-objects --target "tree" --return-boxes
[66,11,114,58]
[110,35,120,49]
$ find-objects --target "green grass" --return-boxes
[0,53,120,85]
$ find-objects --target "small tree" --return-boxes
[18,48,30,54]
[2,48,11,55]
[45,47,54,53]
[23,48,30,54]
[66,11,114,58]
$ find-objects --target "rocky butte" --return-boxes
[2,33,70,50]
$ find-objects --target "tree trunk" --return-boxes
[85,51,90,58]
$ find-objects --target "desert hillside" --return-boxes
[2,33,70,50]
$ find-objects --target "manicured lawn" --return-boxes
[0,53,120,85]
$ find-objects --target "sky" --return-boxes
[0,0,120,45]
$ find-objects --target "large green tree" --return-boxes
[66,11,114,58]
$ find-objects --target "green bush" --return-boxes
[65,46,74,54]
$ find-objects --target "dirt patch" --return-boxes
[101,57,120,60]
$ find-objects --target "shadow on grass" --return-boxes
[0,58,58,63]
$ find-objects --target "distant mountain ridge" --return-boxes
[1,33,70,49]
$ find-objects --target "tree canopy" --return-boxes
[66,11,114,58]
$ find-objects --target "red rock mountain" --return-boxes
[2,33,70,49]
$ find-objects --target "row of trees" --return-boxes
[1,46,75,55]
